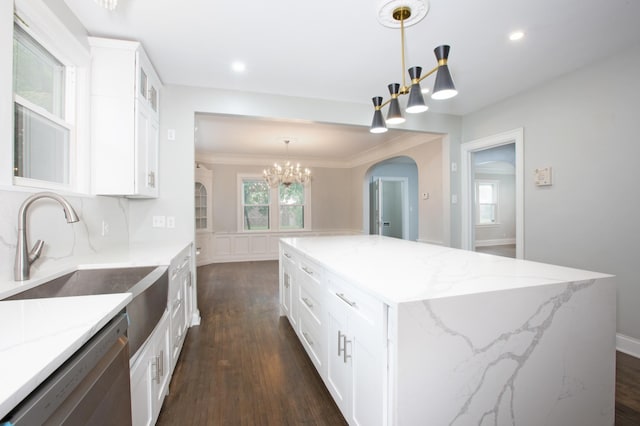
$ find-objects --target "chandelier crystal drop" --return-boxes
[369,0,458,133]
[263,140,311,188]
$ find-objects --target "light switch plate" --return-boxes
[534,167,552,186]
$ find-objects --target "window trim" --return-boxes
[10,1,90,192]
[475,179,500,226]
[237,174,311,233]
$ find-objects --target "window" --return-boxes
[242,179,270,231]
[279,183,305,230]
[239,175,310,232]
[195,182,208,230]
[12,21,75,187]
[476,180,499,225]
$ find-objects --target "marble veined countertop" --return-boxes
[281,235,612,305]
[0,293,132,419]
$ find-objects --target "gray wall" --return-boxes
[462,42,640,340]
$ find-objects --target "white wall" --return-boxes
[462,43,640,341]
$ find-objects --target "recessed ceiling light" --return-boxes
[421,87,430,94]
[509,31,525,41]
[231,61,246,73]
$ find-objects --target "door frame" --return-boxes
[372,176,410,240]
[460,128,524,258]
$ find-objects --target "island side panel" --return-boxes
[392,277,615,426]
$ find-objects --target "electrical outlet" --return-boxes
[167,216,175,228]
[152,216,166,228]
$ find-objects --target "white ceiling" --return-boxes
[64,0,640,160]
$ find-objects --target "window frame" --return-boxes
[475,179,500,226]
[237,174,311,233]
[10,1,90,193]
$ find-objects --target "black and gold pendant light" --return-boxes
[370,0,458,133]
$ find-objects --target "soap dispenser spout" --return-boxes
[14,192,80,281]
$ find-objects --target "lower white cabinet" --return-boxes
[279,243,385,426]
[325,275,385,426]
[130,243,195,426]
[130,311,170,426]
[280,250,297,328]
[169,244,193,369]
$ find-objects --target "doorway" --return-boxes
[370,177,409,239]
[461,128,524,258]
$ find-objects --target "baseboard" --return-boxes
[475,238,516,247]
[617,333,640,358]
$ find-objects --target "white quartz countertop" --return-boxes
[281,235,613,305]
[0,293,132,419]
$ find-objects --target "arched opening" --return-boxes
[363,156,419,241]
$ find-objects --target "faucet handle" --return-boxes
[29,240,45,264]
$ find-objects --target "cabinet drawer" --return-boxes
[281,248,299,265]
[298,308,324,373]
[299,280,323,327]
[327,274,385,341]
[298,257,322,284]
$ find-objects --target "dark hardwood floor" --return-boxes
[157,261,347,426]
[158,261,639,425]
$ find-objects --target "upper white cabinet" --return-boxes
[89,37,161,198]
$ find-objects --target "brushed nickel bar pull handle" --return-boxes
[303,332,314,346]
[302,297,313,308]
[336,292,357,308]
[343,335,351,364]
[159,350,164,377]
[284,252,292,258]
[302,266,313,275]
[338,330,343,357]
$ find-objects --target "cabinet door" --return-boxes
[350,318,384,426]
[130,344,154,426]
[326,294,351,417]
[134,100,158,198]
[281,258,296,326]
[151,313,171,424]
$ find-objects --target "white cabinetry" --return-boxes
[129,244,195,426]
[325,274,385,426]
[279,243,385,426]
[130,311,170,426]
[169,244,193,369]
[279,249,297,328]
[89,37,161,198]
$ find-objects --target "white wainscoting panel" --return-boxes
[199,230,360,264]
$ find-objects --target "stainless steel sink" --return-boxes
[4,265,168,357]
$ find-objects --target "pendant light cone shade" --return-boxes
[406,67,428,114]
[432,45,458,100]
[370,96,388,133]
[386,83,405,124]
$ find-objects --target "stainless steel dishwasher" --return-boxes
[1,312,132,425]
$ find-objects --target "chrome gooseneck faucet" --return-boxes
[14,192,80,281]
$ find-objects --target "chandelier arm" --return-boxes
[417,64,440,84]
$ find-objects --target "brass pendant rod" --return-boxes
[400,14,407,92]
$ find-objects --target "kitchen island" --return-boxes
[279,235,615,426]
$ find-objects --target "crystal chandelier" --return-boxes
[263,140,311,188]
[94,0,118,11]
